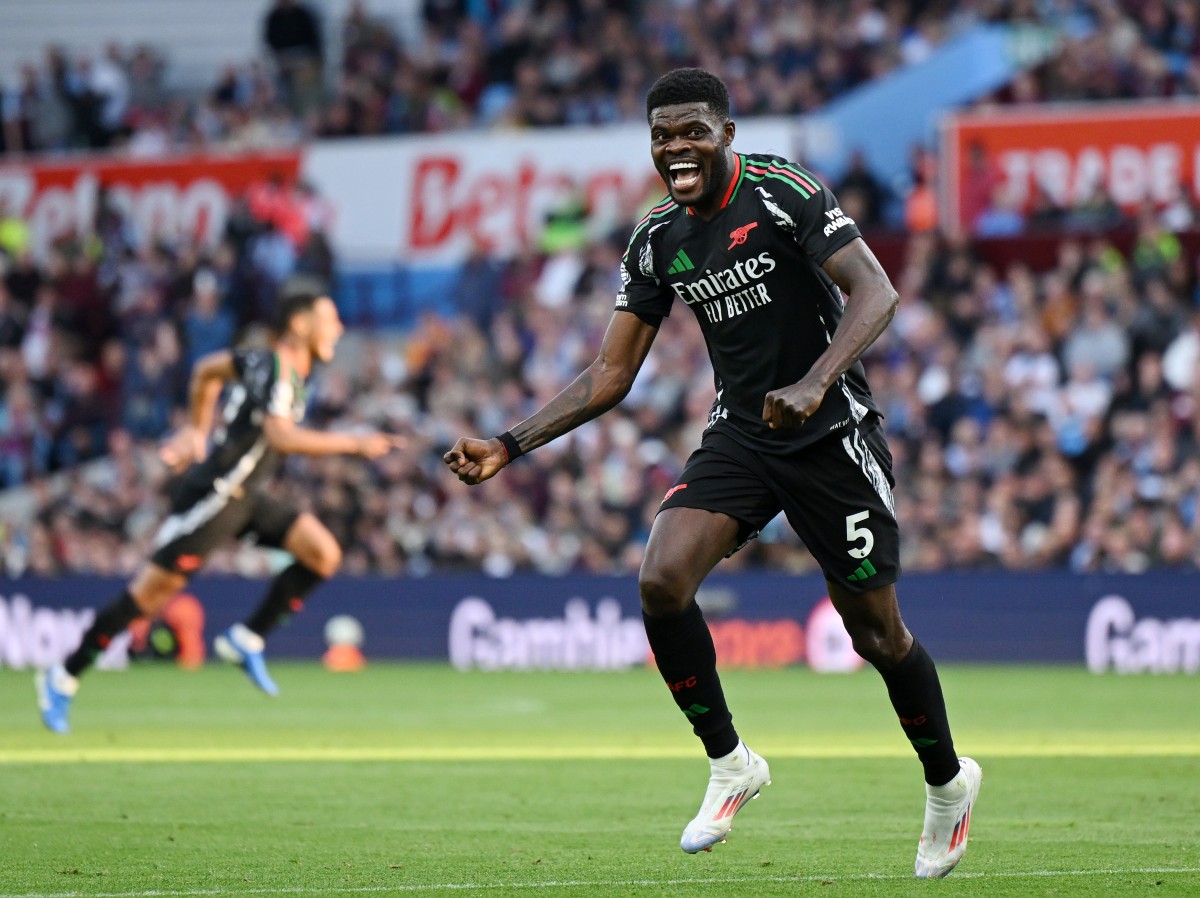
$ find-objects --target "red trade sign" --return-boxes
[941,102,1200,235]
[0,151,300,258]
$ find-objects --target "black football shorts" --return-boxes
[658,416,900,592]
[149,483,301,575]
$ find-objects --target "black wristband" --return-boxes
[496,431,523,463]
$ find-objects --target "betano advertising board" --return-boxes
[941,101,1200,234]
[3,573,1199,674]
[300,119,797,265]
[0,152,300,260]
[6,106,1196,268]
[0,121,795,270]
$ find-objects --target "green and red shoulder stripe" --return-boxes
[742,157,822,199]
[628,196,679,242]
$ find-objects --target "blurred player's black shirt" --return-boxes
[617,152,880,454]
[178,349,308,499]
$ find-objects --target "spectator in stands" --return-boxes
[1061,274,1130,380]
[264,0,324,114]
[2,50,74,155]
[183,269,236,374]
[91,44,131,139]
[1026,187,1067,232]
[1064,183,1124,233]
[0,282,22,350]
[1131,203,1182,282]
[1,66,38,155]
[121,323,183,441]
[1129,276,1187,361]
[5,248,42,307]
[0,198,30,259]
[125,45,168,124]
[973,184,1027,238]
[958,140,1002,235]
[1,0,1192,157]
[0,375,40,487]
[835,149,889,230]
[1161,306,1200,393]
[899,144,937,232]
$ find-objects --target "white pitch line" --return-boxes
[2,741,1200,764]
[2,868,1199,898]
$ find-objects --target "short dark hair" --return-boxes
[274,275,329,331]
[645,68,730,122]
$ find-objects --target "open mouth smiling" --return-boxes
[669,160,702,191]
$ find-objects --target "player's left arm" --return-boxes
[762,238,898,429]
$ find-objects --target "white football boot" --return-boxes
[914,757,982,878]
[680,741,771,853]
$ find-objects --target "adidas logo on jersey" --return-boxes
[847,558,878,581]
[667,248,695,275]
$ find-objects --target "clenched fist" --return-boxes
[443,437,508,485]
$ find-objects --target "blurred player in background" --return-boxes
[36,276,403,733]
[445,68,980,878]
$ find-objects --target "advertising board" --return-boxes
[302,120,797,266]
[4,573,1200,673]
[0,151,300,259]
[941,102,1200,234]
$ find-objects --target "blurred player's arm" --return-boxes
[444,310,659,485]
[160,350,237,469]
[763,238,899,429]
[262,415,403,459]
[264,353,402,459]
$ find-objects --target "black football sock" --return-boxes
[64,590,142,677]
[643,600,739,759]
[877,639,961,786]
[244,562,326,638]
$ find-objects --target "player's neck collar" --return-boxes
[274,343,312,379]
[686,152,742,218]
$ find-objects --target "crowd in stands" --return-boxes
[3,0,1196,158]
[2,180,1199,578]
[0,175,334,489]
[2,0,1200,578]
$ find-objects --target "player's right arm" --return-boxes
[443,310,660,485]
[261,415,404,459]
[256,350,404,458]
[160,350,237,470]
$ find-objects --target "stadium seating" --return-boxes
[0,0,1197,576]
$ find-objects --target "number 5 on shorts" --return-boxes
[845,510,874,559]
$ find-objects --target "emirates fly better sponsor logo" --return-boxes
[670,252,778,325]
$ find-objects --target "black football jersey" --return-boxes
[616,152,880,453]
[183,348,308,495]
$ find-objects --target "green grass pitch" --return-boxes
[2,662,1198,897]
